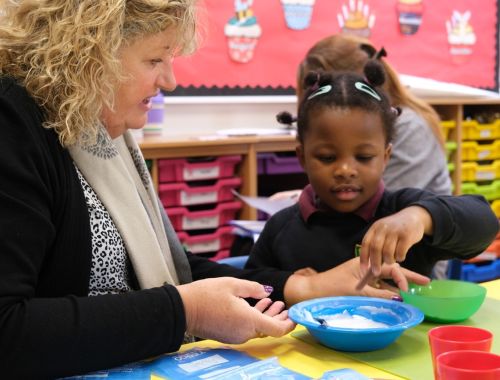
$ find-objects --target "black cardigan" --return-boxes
[0,77,291,379]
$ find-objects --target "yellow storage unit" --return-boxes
[462,140,500,161]
[461,160,500,182]
[461,119,500,141]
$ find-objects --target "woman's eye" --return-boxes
[150,59,163,65]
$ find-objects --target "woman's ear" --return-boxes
[296,144,306,169]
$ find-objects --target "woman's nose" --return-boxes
[157,59,177,92]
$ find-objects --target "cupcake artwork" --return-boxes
[224,0,261,63]
[338,0,376,39]
[396,0,424,35]
[280,0,316,30]
[446,10,476,65]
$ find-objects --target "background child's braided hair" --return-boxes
[277,56,400,145]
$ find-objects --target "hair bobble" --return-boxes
[391,106,402,117]
[276,111,297,126]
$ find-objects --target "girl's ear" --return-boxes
[296,144,306,168]
[384,143,392,166]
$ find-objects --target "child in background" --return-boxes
[245,58,498,279]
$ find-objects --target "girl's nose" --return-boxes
[157,59,177,92]
[334,161,357,178]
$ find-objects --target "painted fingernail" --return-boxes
[391,295,403,302]
[263,285,274,293]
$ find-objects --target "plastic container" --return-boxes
[462,119,500,141]
[490,199,500,218]
[209,250,230,262]
[459,259,500,283]
[177,226,235,254]
[159,177,241,207]
[437,350,500,380]
[445,141,457,162]
[462,140,500,161]
[461,180,500,201]
[428,326,493,380]
[400,280,486,323]
[461,160,500,182]
[257,153,303,175]
[166,201,241,231]
[288,296,423,352]
[143,93,164,136]
[158,155,241,183]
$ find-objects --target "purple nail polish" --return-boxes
[391,295,403,302]
[263,285,273,293]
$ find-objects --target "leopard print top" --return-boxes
[75,165,136,296]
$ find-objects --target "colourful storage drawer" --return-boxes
[445,141,457,162]
[159,177,241,207]
[166,201,242,231]
[177,226,235,254]
[210,250,231,262]
[458,259,500,282]
[491,200,500,218]
[462,140,500,161]
[441,120,456,141]
[159,155,241,183]
[461,180,500,201]
[257,153,303,175]
[462,119,500,141]
[461,160,500,182]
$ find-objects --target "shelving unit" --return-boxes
[138,97,500,221]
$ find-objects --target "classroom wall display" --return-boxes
[171,0,499,95]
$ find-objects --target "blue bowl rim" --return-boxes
[289,296,424,334]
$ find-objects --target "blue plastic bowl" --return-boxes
[289,296,424,352]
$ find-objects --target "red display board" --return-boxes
[173,0,499,94]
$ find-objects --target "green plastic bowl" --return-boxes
[400,280,486,323]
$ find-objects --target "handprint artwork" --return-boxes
[337,0,376,39]
[446,10,476,64]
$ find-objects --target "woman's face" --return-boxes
[296,106,391,213]
[101,29,177,138]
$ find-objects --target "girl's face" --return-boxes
[297,106,391,213]
[101,29,177,138]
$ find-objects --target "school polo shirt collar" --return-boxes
[298,182,385,223]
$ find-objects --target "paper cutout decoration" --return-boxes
[280,0,316,30]
[224,0,262,63]
[338,0,376,39]
[446,10,477,64]
[397,0,424,35]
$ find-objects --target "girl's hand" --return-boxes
[283,257,430,305]
[177,277,295,344]
[359,206,433,276]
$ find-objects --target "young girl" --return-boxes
[245,59,499,279]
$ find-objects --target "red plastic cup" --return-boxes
[428,325,493,380]
[437,350,500,379]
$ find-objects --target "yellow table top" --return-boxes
[179,279,500,380]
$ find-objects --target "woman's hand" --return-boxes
[359,206,433,276]
[176,277,296,344]
[283,257,430,306]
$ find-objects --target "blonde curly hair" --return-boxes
[0,0,198,146]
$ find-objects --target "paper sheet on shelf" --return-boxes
[232,190,295,216]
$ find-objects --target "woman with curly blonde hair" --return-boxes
[0,1,429,378]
